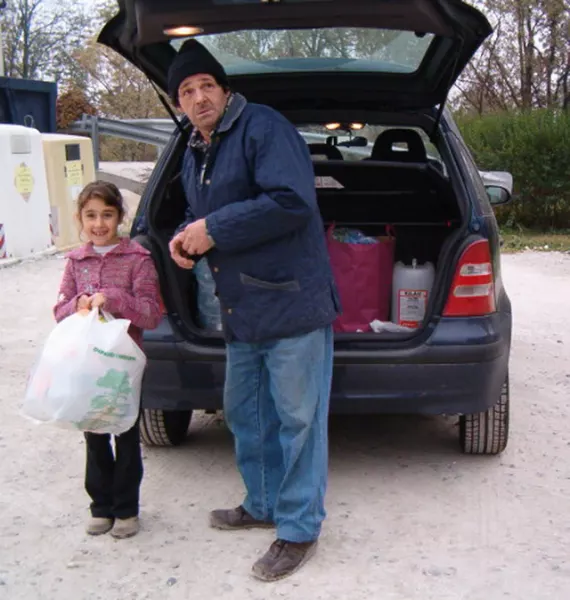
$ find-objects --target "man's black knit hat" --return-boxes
[167,39,229,103]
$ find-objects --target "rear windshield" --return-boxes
[171,28,435,76]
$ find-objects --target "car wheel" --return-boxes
[140,409,193,447]
[460,375,509,455]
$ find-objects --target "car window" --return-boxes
[370,127,445,172]
[299,126,446,172]
[171,28,435,77]
[451,133,490,209]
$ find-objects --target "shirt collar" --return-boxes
[66,237,148,261]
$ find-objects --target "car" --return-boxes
[99,0,512,454]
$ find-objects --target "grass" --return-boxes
[500,228,570,254]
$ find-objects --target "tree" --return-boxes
[35,0,166,160]
[72,35,168,160]
[56,88,97,130]
[454,0,570,113]
[1,0,94,85]
[75,40,166,119]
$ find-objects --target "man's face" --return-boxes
[177,74,229,136]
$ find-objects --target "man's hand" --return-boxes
[90,293,106,309]
[169,231,195,270]
[181,219,215,256]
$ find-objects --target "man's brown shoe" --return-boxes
[252,539,318,581]
[209,505,274,530]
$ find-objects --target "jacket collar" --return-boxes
[66,237,148,261]
[217,92,247,134]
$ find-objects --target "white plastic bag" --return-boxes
[23,309,146,435]
[193,259,222,331]
[369,319,415,333]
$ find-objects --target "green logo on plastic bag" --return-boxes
[93,346,136,362]
[75,369,133,431]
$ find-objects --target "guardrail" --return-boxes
[69,114,370,169]
[69,115,173,169]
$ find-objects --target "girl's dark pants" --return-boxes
[84,421,143,519]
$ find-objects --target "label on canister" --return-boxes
[398,289,428,328]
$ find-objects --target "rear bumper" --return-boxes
[328,357,508,414]
[141,311,511,415]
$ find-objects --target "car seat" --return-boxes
[370,128,427,162]
[308,143,344,160]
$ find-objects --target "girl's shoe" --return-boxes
[86,517,114,536]
[110,517,139,539]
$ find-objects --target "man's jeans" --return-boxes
[224,326,333,543]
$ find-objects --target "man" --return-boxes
[167,40,340,582]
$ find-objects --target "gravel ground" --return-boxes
[1,251,569,600]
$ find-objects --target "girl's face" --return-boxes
[80,197,121,247]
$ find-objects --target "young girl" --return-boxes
[53,180,162,539]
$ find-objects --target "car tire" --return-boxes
[139,409,193,447]
[460,375,509,455]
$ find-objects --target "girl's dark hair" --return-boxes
[77,180,125,220]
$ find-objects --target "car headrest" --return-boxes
[308,143,344,160]
[371,129,427,162]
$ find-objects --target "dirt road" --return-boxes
[1,252,569,600]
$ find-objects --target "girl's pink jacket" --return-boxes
[53,238,163,347]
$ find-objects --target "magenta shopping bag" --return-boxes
[327,226,395,332]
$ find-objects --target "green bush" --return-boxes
[456,110,570,230]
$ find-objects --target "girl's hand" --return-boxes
[90,293,106,309]
[77,295,91,311]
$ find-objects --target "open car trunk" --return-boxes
[143,131,464,343]
[99,0,492,120]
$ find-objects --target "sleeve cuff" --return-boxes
[101,289,122,314]
[205,218,216,247]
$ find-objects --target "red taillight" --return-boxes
[443,240,496,317]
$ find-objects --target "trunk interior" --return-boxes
[147,131,464,342]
